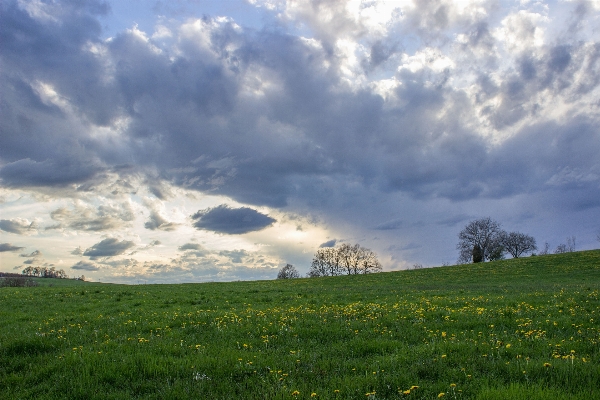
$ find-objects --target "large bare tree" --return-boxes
[457,217,504,263]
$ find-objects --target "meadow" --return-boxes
[1,250,599,399]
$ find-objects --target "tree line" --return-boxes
[277,243,382,279]
[22,266,69,279]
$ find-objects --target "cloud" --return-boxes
[0,158,103,188]
[375,219,404,230]
[191,205,276,234]
[178,243,203,251]
[83,238,136,260]
[218,249,249,264]
[144,210,178,231]
[0,243,24,252]
[49,203,134,232]
[0,219,36,234]
[20,250,42,258]
[72,261,100,271]
[319,239,337,248]
[71,246,84,255]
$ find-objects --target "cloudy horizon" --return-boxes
[1,0,599,283]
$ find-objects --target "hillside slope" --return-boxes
[1,250,599,399]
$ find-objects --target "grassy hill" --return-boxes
[1,250,599,399]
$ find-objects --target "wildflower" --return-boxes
[402,389,411,394]
[311,393,317,397]
[438,393,445,398]
[450,383,456,388]
[291,390,300,396]
[506,344,511,349]
[410,386,419,390]
[544,362,552,367]
[334,390,340,394]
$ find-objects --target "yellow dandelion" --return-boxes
[402,389,411,394]
[544,362,552,367]
[291,390,300,396]
[450,383,456,388]
[311,393,317,397]
[438,393,445,398]
[410,386,419,390]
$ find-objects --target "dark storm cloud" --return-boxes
[0,219,35,234]
[0,243,24,252]
[0,158,103,188]
[191,205,276,234]
[83,238,135,260]
[72,261,100,271]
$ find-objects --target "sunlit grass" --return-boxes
[1,250,599,399]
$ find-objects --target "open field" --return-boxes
[1,250,600,399]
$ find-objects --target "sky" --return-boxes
[1,0,599,283]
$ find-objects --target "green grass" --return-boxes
[1,250,599,399]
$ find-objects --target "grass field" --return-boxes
[1,250,599,399]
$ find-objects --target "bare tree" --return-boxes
[457,217,504,263]
[555,236,576,254]
[555,243,568,254]
[277,264,300,279]
[539,242,550,255]
[566,236,576,252]
[502,232,537,258]
[356,246,382,274]
[309,247,343,277]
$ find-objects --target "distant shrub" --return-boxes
[0,277,39,288]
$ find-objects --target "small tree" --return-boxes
[277,264,300,279]
[502,232,537,258]
[566,236,576,252]
[539,242,550,255]
[555,244,568,254]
